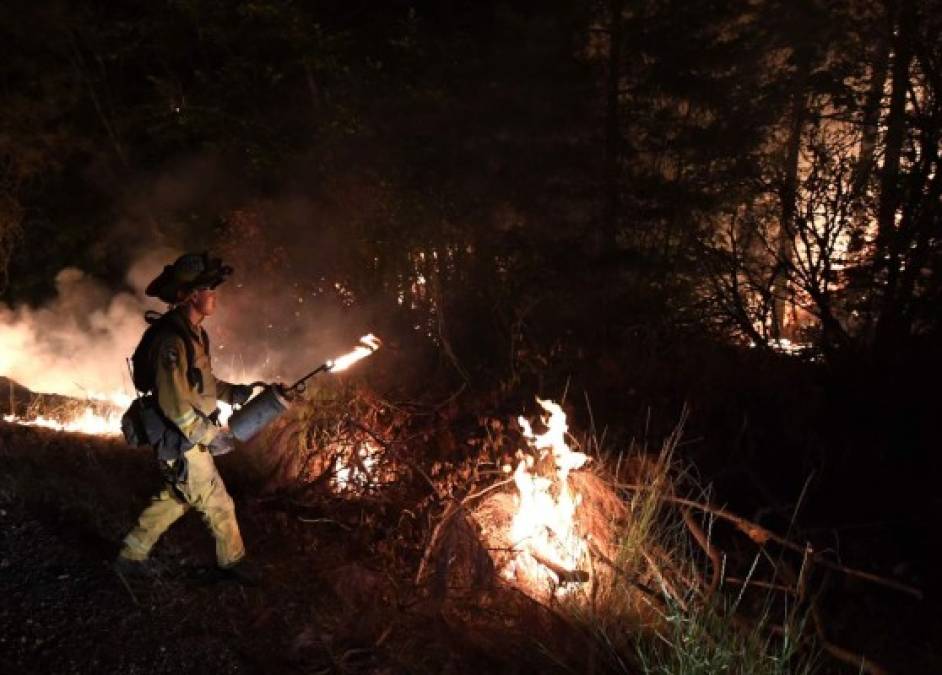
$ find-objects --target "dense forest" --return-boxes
[3,0,941,359]
[1,0,940,672]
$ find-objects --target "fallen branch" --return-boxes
[296,516,352,531]
[651,544,704,599]
[682,508,721,599]
[531,553,590,584]
[640,548,688,611]
[780,560,889,675]
[616,483,923,600]
[586,539,663,607]
[815,631,889,675]
[114,570,141,607]
[461,477,515,507]
[415,501,462,586]
[723,577,796,595]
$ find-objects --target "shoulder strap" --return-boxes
[154,312,204,394]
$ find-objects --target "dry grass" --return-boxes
[561,435,818,674]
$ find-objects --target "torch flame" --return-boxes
[326,334,382,373]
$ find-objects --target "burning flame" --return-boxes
[502,398,591,594]
[326,334,381,372]
[6,393,234,437]
[334,439,383,491]
[3,391,132,436]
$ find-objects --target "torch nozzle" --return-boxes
[289,363,330,391]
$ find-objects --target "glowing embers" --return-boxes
[501,399,591,595]
[747,337,815,357]
[3,391,131,436]
[330,438,398,494]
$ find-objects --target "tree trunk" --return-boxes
[873,0,916,356]
[894,129,940,331]
[771,72,809,341]
[851,27,890,204]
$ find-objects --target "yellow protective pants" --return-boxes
[119,446,245,568]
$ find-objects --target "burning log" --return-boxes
[531,553,589,584]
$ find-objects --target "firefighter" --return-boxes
[114,252,258,584]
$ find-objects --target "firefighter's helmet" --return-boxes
[145,252,233,304]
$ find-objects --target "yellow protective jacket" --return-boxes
[150,308,237,448]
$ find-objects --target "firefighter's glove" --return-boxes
[231,384,254,406]
[208,430,236,456]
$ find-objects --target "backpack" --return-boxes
[122,310,204,454]
[129,310,207,394]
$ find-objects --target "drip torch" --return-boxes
[228,334,381,442]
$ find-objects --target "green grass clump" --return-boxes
[543,419,819,675]
[635,593,816,675]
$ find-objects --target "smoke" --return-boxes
[0,268,148,400]
[191,192,397,386]
[1,156,418,403]
[0,241,379,401]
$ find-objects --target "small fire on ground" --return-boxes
[2,391,132,436]
[1,334,381,437]
[333,438,386,492]
[500,398,591,595]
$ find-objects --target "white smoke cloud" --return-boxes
[0,245,192,400]
[1,239,380,406]
[1,151,389,406]
[0,250,352,399]
[0,268,147,399]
